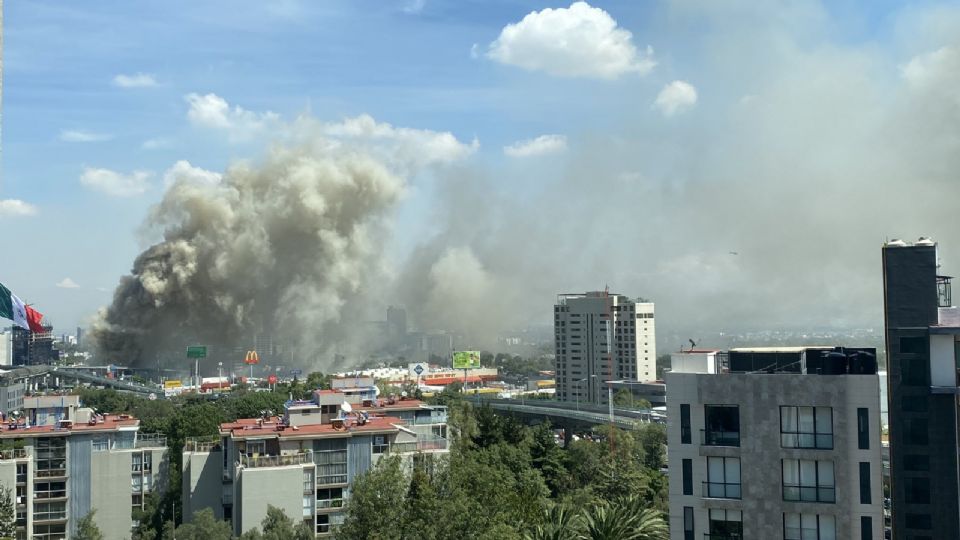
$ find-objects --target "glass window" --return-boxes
[904,455,929,471]
[682,459,692,495]
[680,404,691,444]
[373,435,388,454]
[132,454,143,472]
[781,406,833,449]
[782,460,835,503]
[302,495,312,517]
[905,477,930,504]
[92,436,109,452]
[784,513,836,540]
[708,509,742,540]
[857,408,870,450]
[702,405,739,447]
[905,513,932,530]
[683,507,693,540]
[861,516,873,540]
[705,457,741,499]
[859,462,871,504]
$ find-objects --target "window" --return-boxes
[317,514,330,534]
[143,453,153,472]
[683,507,694,540]
[316,487,344,509]
[314,439,348,485]
[702,405,739,447]
[708,509,742,540]
[784,513,836,540]
[705,457,741,499]
[905,513,932,530]
[859,462,871,504]
[246,440,267,456]
[132,454,143,472]
[861,516,873,540]
[901,396,928,413]
[781,406,833,449]
[131,476,142,493]
[679,405,691,443]
[373,435,388,454]
[303,495,312,517]
[908,418,929,445]
[32,481,65,500]
[32,523,66,540]
[782,460,835,503]
[857,408,870,450]
[900,336,926,354]
[143,473,152,492]
[904,455,929,472]
[682,459,692,495]
[33,501,66,521]
[905,477,930,504]
[902,357,929,386]
[303,471,314,493]
[92,436,109,452]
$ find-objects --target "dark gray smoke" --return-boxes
[92,144,403,368]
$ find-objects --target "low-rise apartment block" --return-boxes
[0,408,168,540]
[183,389,449,537]
[667,347,884,540]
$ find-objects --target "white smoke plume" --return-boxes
[92,141,404,368]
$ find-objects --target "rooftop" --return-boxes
[221,414,404,440]
[0,414,139,438]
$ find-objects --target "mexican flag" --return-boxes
[0,282,45,333]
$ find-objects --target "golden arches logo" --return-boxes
[244,351,260,365]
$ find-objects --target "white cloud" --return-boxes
[0,199,38,217]
[504,134,568,157]
[141,137,172,150]
[321,114,478,168]
[653,80,698,116]
[80,167,152,197]
[185,92,280,142]
[487,1,655,79]
[112,73,157,88]
[56,278,80,289]
[162,160,222,188]
[60,129,112,142]
[403,0,425,14]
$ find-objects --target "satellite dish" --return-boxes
[400,391,408,398]
[341,402,353,413]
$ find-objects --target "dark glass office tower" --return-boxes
[882,239,960,540]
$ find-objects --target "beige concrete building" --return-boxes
[667,347,884,540]
[555,291,656,405]
[183,389,448,537]
[0,409,168,540]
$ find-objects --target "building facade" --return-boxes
[554,291,656,405]
[667,347,884,540]
[882,239,960,539]
[11,326,59,367]
[183,389,449,537]
[0,410,168,540]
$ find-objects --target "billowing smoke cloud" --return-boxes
[92,143,404,368]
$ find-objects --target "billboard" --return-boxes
[452,351,481,369]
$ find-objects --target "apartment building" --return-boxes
[667,347,884,540]
[0,409,168,540]
[554,291,655,405]
[183,389,449,537]
[882,238,960,539]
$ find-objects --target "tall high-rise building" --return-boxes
[554,291,655,405]
[882,238,960,539]
[666,347,883,540]
[12,325,59,366]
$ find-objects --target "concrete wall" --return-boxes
[667,372,883,540]
[90,449,134,540]
[235,465,305,536]
[183,450,224,521]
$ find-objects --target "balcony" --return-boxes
[782,484,835,503]
[136,433,167,448]
[702,481,741,500]
[390,437,449,454]
[780,432,833,450]
[239,452,313,469]
[185,437,221,453]
[0,449,28,460]
[34,469,67,479]
[316,499,344,510]
[700,429,740,447]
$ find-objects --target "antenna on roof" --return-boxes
[689,338,697,349]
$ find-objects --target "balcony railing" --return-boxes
[702,481,741,500]
[185,437,221,453]
[780,432,833,450]
[782,484,836,503]
[0,449,28,460]
[240,452,313,469]
[34,469,67,479]
[136,433,167,448]
[700,429,740,447]
[390,437,449,454]
[412,413,448,425]
[316,499,344,510]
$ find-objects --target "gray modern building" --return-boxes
[554,291,655,406]
[666,347,884,540]
[882,238,960,539]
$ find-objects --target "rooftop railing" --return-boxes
[391,437,448,454]
[136,433,167,448]
[185,437,221,453]
[0,448,28,460]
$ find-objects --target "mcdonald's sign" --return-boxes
[244,351,260,365]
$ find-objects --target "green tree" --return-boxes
[74,511,104,540]
[400,464,442,540]
[337,456,406,540]
[613,389,635,408]
[305,372,332,391]
[168,508,232,540]
[581,497,667,540]
[525,504,582,540]
[242,505,312,540]
[0,483,15,540]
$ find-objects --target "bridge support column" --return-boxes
[563,420,574,447]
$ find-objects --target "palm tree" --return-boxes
[525,503,583,540]
[580,497,667,540]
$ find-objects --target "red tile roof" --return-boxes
[0,414,139,438]
[222,415,404,439]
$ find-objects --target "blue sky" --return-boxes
[1,0,959,340]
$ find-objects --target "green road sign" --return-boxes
[186,346,207,359]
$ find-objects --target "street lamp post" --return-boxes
[218,362,223,392]
[574,378,587,411]
[590,374,598,406]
